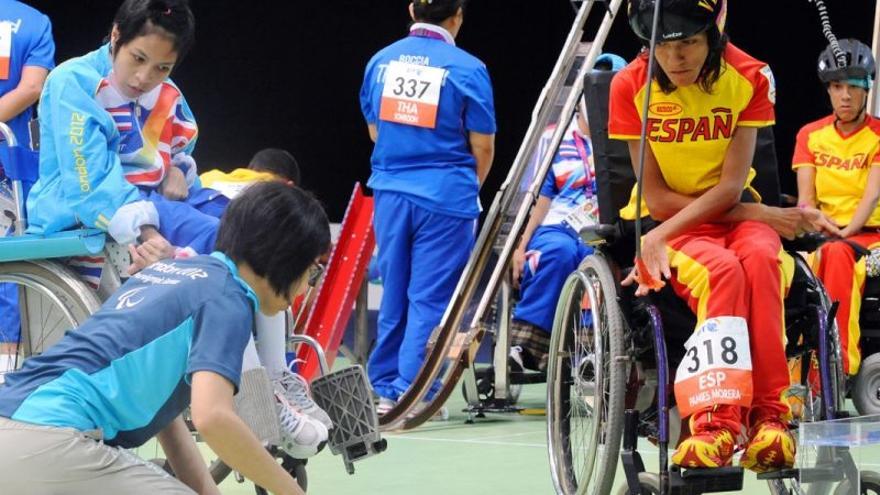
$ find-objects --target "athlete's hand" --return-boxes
[760,206,804,240]
[622,230,669,297]
[160,166,190,200]
[837,225,858,239]
[799,206,841,237]
[128,227,175,275]
[511,245,527,288]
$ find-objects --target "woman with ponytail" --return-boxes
[360,0,496,414]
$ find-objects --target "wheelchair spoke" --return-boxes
[548,254,626,495]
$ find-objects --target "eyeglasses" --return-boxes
[307,261,325,288]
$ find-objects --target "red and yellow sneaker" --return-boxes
[671,426,737,468]
[740,419,796,473]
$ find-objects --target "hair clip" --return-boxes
[163,8,172,15]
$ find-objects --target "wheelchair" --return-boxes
[0,122,116,379]
[544,71,854,495]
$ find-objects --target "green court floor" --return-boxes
[136,381,880,494]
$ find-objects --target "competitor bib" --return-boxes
[674,316,753,417]
[0,22,11,80]
[379,60,446,129]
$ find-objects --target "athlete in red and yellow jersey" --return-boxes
[795,39,879,377]
[609,0,830,473]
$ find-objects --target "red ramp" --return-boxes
[297,183,375,381]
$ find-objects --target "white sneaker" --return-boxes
[376,397,396,415]
[275,392,328,459]
[274,365,333,430]
[0,354,17,385]
[509,346,526,373]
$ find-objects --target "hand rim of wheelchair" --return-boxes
[547,252,626,495]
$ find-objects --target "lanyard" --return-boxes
[409,28,450,43]
[571,130,594,197]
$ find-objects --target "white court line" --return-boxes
[469,430,547,441]
[386,435,547,448]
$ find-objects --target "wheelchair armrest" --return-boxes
[782,232,827,253]
[579,223,619,245]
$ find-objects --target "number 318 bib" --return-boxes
[674,316,753,417]
[379,60,446,129]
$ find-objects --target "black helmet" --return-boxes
[817,38,876,86]
[628,0,727,43]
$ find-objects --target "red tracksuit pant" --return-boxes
[667,221,793,433]
[813,232,880,376]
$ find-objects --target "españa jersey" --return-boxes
[609,43,776,219]
[792,115,880,227]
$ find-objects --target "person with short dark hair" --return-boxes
[248,148,301,186]
[193,147,302,218]
[795,38,880,378]
[0,182,329,495]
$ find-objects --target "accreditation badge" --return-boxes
[562,199,599,236]
[674,316,753,417]
[379,60,446,129]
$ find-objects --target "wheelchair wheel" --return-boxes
[853,353,880,415]
[832,470,880,495]
[0,260,100,378]
[615,472,660,494]
[547,253,626,495]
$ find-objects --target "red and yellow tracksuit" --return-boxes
[793,115,880,375]
[609,44,793,460]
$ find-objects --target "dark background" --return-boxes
[26,1,876,220]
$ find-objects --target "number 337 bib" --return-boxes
[379,60,446,129]
[0,22,11,80]
[674,316,753,417]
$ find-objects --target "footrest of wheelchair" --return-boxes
[311,365,386,474]
[234,367,282,446]
[758,467,845,484]
[675,466,743,493]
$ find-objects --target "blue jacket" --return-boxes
[26,45,197,244]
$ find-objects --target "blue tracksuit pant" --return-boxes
[0,283,19,343]
[144,190,220,255]
[513,224,592,333]
[367,191,475,400]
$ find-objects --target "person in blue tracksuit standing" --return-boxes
[0,0,54,376]
[360,0,496,411]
